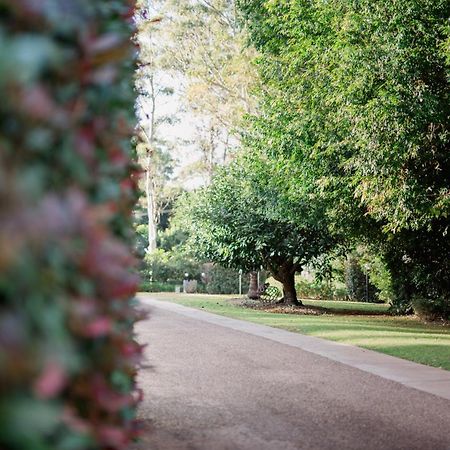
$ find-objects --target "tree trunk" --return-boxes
[281,271,301,306]
[272,261,302,306]
[145,161,157,253]
[247,271,259,299]
[144,74,158,254]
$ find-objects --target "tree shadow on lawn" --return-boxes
[279,322,450,369]
[242,300,450,327]
[235,307,450,335]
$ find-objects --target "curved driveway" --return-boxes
[133,296,450,450]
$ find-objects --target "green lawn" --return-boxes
[143,293,450,371]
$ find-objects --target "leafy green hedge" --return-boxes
[0,2,141,449]
[140,281,178,293]
[205,266,250,295]
[295,279,348,302]
[143,249,202,284]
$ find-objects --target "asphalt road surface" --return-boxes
[133,297,450,450]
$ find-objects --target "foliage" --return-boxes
[359,255,393,305]
[140,252,248,295]
[134,221,149,257]
[411,296,450,322]
[295,278,347,302]
[144,0,259,185]
[205,265,250,295]
[181,151,334,304]
[140,280,177,293]
[160,0,258,133]
[345,256,378,303]
[133,183,185,258]
[143,249,202,284]
[135,4,180,252]
[237,0,450,313]
[158,228,189,252]
[0,2,141,449]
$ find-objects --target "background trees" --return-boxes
[161,0,258,133]
[135,0,450,319]
[149,0,259,183]
[135,10,178,253]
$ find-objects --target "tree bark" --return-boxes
[247,271,259,299]
[145,160,157,253]
[144,74,158,254]
[280,271,301,306]
[272,261,302,306]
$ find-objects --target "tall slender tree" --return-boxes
[136,8,176,252]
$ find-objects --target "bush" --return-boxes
[140,281,178,293]
[345,256,379,303]
[0,3,141,450]
[296,278,347,301]
[412,296,450,321]
[364,256,394,304]
[205,265,250,295]
[143,249,202,283]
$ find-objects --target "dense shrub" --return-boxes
[345,257,379,303]
[0,2,141,449]
[205,266,250,295]
[363,256,394,304]
[412,296,450,322]
[295,278,347,301]
[140,255,251,295]
[143,249,202,283]
[140,281,177,293]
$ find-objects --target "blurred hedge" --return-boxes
[0,2,142,449]
[139,281,177,293]
[205,266,250,295]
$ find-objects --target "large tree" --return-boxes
[135,8,178,252]
[237,0,450,315]
[183,151,333,305]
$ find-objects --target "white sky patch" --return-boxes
[138,70,207,190]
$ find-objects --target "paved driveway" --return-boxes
[133,296,450,450]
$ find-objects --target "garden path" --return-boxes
[133,295,450,450]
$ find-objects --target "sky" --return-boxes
[138,0,234,190]
[139,70,207,190]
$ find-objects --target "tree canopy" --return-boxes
[183,151,333,304]
[236,0,450,314]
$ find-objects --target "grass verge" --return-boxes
[141,292,450,371]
